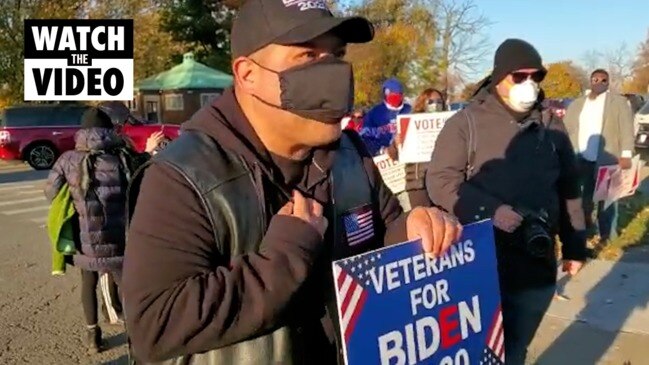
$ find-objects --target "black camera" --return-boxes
[513,207,553,258]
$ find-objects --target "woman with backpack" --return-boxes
[44,107,159,353]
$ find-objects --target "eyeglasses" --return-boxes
[428,99,442,104]
[592,77,608,84]
[511,71,546,84]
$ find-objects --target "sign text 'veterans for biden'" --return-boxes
[24,19,134,101]
[333,220,504,365]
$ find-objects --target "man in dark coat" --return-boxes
[122,0,463,364]
[426,39,588,365]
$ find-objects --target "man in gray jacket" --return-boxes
[564,69,635,242]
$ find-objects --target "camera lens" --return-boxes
[524,224,553,258]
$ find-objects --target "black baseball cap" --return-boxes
[231,0,375,58]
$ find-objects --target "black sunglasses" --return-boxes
[511,71,546,84]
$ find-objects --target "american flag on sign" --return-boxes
[333,252,385,341]
[480,305,505,365]
[343,205,374,246]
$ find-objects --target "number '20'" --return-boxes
[439,349,469,365]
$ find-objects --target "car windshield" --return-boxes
[638,101,649,115]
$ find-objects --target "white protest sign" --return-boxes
[397,111,457,164]
[594,155,645,209]
[373,154,406,194]
[604,155,645,208]
[593,165,614,203]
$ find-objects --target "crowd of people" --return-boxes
[44,0,636,364]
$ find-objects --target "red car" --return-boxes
[0,104,180,170]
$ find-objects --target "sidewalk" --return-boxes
[528,259,649,364]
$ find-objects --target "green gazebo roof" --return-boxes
[136,53,233,91]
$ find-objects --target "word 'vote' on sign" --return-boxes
[333,220,504,365]
[397,111,457,164]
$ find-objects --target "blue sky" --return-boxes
[472,0,648,80]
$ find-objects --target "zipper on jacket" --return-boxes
[252,162,269,232]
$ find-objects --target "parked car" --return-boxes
[0,104,180,169]
[634,100,649,149]
[623,93,646,114]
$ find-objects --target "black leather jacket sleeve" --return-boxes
[123,163,324,361]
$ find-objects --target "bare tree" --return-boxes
[604,43,634,92]
[434,0,491,97]
[580,49,603,72]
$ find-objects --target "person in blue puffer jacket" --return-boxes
[360,78,412,156]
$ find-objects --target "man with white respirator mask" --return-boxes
[426,39,588,365]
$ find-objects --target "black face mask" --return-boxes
[252,56,355,123]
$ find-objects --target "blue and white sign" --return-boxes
[333,220,503,365]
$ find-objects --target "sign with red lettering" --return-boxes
[397,111,456,164]
[594,155,645,209]
[373,153,406,194]
[333,220,503,365]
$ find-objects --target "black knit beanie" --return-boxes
[81,107,114,129]
[492,39,546,84]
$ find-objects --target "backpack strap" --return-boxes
[464,109,556,180]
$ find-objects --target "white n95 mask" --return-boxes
[508,80,539,112]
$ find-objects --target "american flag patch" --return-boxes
[480,305,505,364]
[343,205,374,246]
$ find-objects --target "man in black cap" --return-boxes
[122,1,462,364]
[426,39,588,364]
